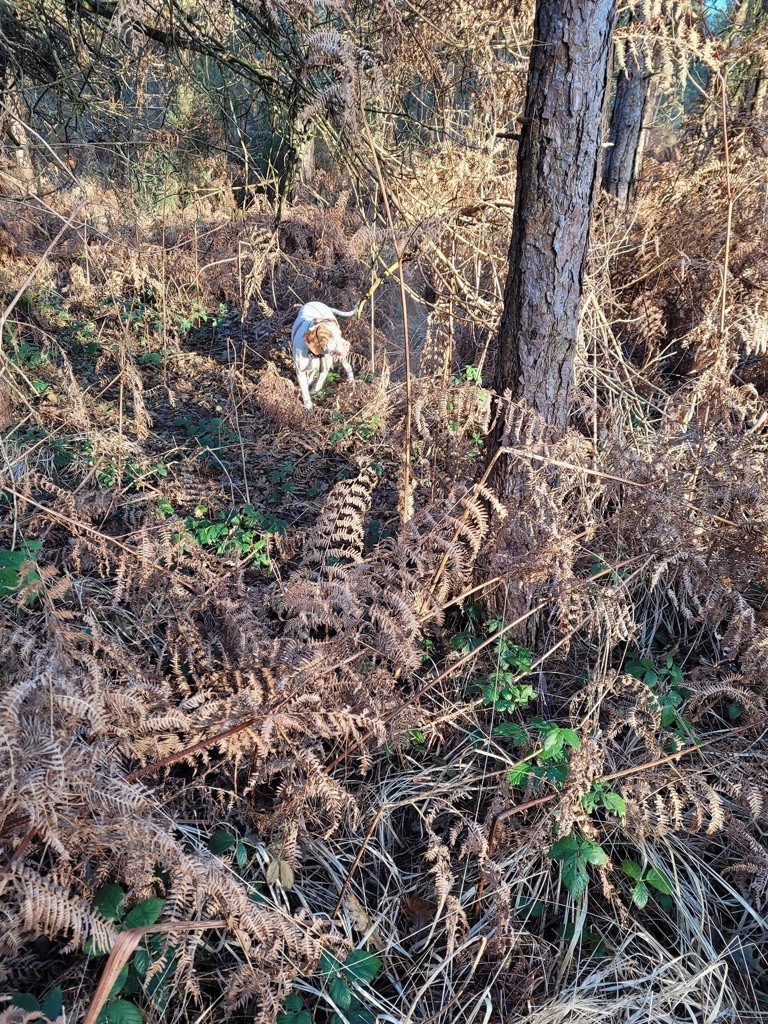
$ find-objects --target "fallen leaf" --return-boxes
[266,857,295,889]
[345,892,370,933]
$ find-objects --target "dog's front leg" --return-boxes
[340,358,355,390]
[313,355,332,394]
[296,367,314,410]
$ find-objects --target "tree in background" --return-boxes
[493,0,616,436]
[602,5,654,207]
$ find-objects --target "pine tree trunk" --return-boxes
[494,0,615,435]
[740,0,768,116]
[602,51,653,206]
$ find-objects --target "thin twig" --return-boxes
[717,68,733,344]
[0,826,37,874]
[360,98,413,523]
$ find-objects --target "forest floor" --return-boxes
[1,158,768,1024]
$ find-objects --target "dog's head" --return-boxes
[305,319,350,359]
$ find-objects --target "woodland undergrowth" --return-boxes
[1,133,768,1024]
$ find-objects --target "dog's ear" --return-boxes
[304,324,324,356]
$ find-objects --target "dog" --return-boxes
[291,301,357,410]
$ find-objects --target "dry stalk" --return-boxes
[360,101,413,524]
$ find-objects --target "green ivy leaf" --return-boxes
[93,884,126,921]
[631,880,650,909]
[343,950,382,984]
[646,867,673,895]
[123,898,165,929]
[235,842,248,869]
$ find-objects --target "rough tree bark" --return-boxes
[494,0,615,436]
[601,64,653,206]
[602,12,653,207]
[740,0,768,116]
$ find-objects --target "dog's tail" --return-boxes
[327,305,360,319]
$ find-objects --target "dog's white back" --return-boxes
[291,302,356,410]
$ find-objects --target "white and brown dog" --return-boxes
[291,301,356,410]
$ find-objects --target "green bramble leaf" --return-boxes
[631,881,650,909]
[343,950,382,984]
[548,834,579,860]
[561,729,581,750]
[281,993,303,1014]
[93,884,126,921]
[11,995,41,1013]
[493,721,528,745]
[621,859,643,880]
[109,964,129,998]
[646,867,673,895]
[580,840,608,866]
[123,898,165,929]
[96,999,143,1024]
[560,857,589,898]
[602,792,627,818]
[329,976,352,1010]
[277,991,312,1024]
[208,829,237,855]
[330,1008,375,1024]
[660,705,679,729]
[41,989,63,1021]
[84,936,110,956]
[321,950,343,977]
[507,762,531,787]
[132,947,149,977]
[582,790,598,813]
[540,729,562,758]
